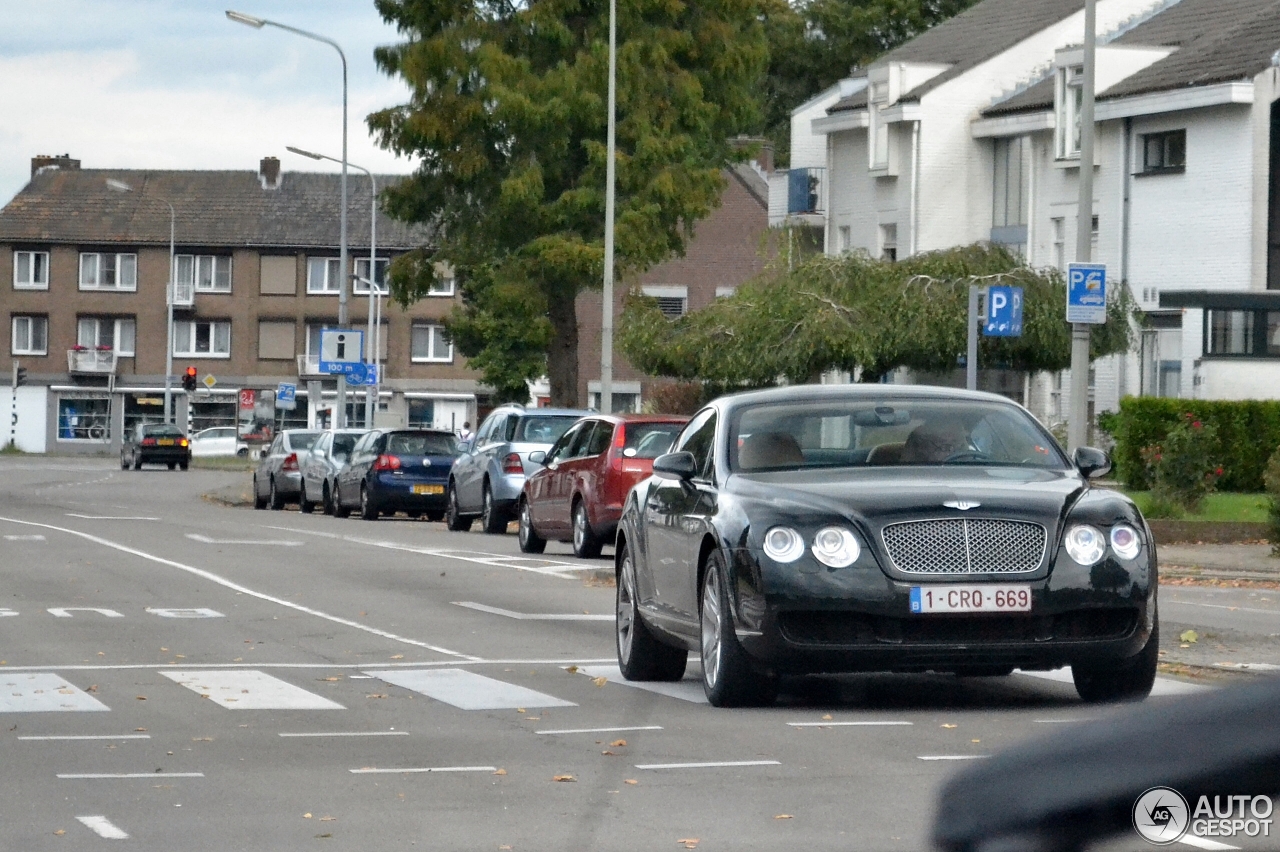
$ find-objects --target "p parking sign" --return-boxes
[983,286,1023,337]
[1067,263,1107,324]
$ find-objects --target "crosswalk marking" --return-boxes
[0,673,109,712]
[575,665,707,704]
[160,670,344,710]
[366,669,576,710]
[76,816,128,839]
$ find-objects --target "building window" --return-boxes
[307,257,342,294]
[57,395,112,442]
[1051,217,1066,271]
[410,323,453,363]
[1056,66,1084,160]
[176,255,232,293]
[879,224,898,262]
[993,137,1029,229]
[1207,310,1256,355]
[839,225,852,253]
[14,251,49,290]
[1141,129,1186,174]
[868,81,890,170]
[79,252,137,291]
[428,274,455,297]
[353,257,389,295]
[174,320,231,357]
[11,315,47,355]
[715,287,736,299]
[643,286,688,319]
[77,317,136,356]
[407,399,435,428]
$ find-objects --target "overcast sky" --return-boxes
[0,0,416,204]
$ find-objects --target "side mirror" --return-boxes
[1073,446,1112,479]
[528,450,546,464]
[653,451,697,481]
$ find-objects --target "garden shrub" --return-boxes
[1265,445,1280,554]
[1139,415,1223,513]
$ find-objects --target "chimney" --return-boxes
[31,153,80,178]
[259,156,282,190]
[755,142,774,174]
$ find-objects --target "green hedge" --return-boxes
[1106,398,1280,492]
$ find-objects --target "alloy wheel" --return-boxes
[701,568,723,691]
[616,553,638,666]
[573,505,586,552]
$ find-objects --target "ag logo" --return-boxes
[1133,786,1189,844]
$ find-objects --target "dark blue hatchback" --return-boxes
[332,429,461,521]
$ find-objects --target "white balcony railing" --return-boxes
[67,348,118,374]
[171,281,194,308]
[297,354,324,376]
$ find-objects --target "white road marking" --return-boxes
[1013,668,1210,695]
[366,669,576,710]
[1214,662,1280,672]
[1034,718,1097,724]
[0,658,617,672]
[787,721,913,727]
[47,607,124,618]
[279,731,409,738]
[186,533,303,546]
[3,534,44,541]
[350,766,497,774]
[0,515,478,660]
[1179,836,1241,851]
[161,670,345,710]
[453,601,613,621]
[66,514,158,520]
[0,673,109,712]
[1163,600,1280,617]
[0,608,16,617]
[917,755,991,761]
[59,773,204,779]
[19,734,150,741]
[635,760,780,770]
[76,816,128,839]
[145,607,224,619]
[575,665,707,704]
[537,725,664,735]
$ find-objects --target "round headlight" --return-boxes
[1064,524,1106,566]
[811,527,861,568]
[762,526,805,562]
[1110,525,1141,560]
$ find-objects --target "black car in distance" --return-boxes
[614,385,1156,707]
[121,423,191,470]
[333,429,462,521]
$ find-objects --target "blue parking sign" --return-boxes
[984,285,1023,337]
[1066,263,1107,324]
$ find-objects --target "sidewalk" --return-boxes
[1159,543,1280,581]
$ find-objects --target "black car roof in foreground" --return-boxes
[710,384,1025,411]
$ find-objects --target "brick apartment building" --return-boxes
[0,154,480,453]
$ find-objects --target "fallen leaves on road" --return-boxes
[193,737,212,742]
[304,813,313,819]
[971,739,981,744]
[53,829,65,836]
[552,775,577,782]
[601,750,617,756]
[565,665,579,674]
[493,768,507,776]
[625,779,638,785]
[86,685,98,693]
[314,833,332,839]
[320,816,337,822]
[135,728,147,732]
[821,714,833,721]
[1180,629,1199,643]
[320,677,340,682]
[366,694,388,699]
[677,839,699,848]
[592,677,608,687]
[136,696,146,701]
[775,814,793,820]
[610,739,627,747]
[941,724,957,729]
[516,708,526,714]
[391,654,404,660]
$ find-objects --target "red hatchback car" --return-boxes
[517,414,688,558]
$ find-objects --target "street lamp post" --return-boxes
[107,178,176,424]
[288,146,378,428]
[599,0,617,414]
[228,10,350,428]
[1068,0,1098,453]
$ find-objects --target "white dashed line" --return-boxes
[76,816,129,839]
[787,721,913,727]
[19,734,150,741]
[3,534,44,541]
[280,731,409,738]
[917,755,990,761]
[537,725,664,735]
[65,514,158,520]
[635,760,780,770]
[58,773,204,779]
[350,766,497,774]
[187,534,303,546]
[453,601,613,621]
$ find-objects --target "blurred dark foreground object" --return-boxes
[933,677,1280,852]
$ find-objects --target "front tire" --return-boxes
[445,482,472,532]
[360,485,379,521]
[480,484,507,534]
[700,551,777,707]
[269,478,284,510]
[571,500,603,559]
[616,542,687,681]
[1073,619,1159,703]
[517,498,547,554]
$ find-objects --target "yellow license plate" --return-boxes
[412,484,444,495]
[158,439,175,446]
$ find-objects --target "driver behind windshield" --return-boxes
[901,420,970,464]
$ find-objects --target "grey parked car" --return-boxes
[299,429,367,514]
[446,404,592,533]
[252,429,321,510]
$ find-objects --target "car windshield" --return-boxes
[625,422,684,459]
[511,415,577,444]
[286,432,320,451]
[387,432,459,456]
[142,424,183,437]
[729,398,1068,472]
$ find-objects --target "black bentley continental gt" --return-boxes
[613,385,1157,707]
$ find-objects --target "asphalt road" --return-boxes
[0,458,1274,852]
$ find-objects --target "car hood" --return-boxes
[726,466,1085,530]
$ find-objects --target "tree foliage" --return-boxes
[618,244,1135,386]
[369,0,768,404]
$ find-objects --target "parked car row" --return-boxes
[248,403,688,560]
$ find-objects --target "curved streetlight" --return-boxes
[287,145,380,428]
[107,178,177,425]
[227,9,350,428]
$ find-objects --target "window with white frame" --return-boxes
[307,257,342,294]
[428,273,455,297]
[174,320,231,357]
[77,317,136,356]
[353,257,389,294]
[868,81,890,170]
[410,323,453,363]
[642,286,688,319]
[879,224,898,262]
[14,251,49,290]
[176,254,231,292]
[1056,66,1084,160]
[839,225,852,253]
[11,315,47,355]
[79,252,137,291]
[993,137,1029,228]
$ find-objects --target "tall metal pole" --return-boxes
[1068,0,1096,453]
[966,285,979,391]
[364,171,377,428]
[599,0,617,414]
[165,202,175,424]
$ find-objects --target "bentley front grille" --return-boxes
[880,518,1046,574]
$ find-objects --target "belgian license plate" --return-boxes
[157,439,175,446]
[412,484,444,495]
[910,585,1031,614]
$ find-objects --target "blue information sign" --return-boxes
[276,382,297,411]
[1066,263,1107,324]
[317,329,366,375]
[983,285,1023,337]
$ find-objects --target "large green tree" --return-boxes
[618,244,1136,386]
[369,0,768,404]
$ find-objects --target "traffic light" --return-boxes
[11,362,25,388]
[182,366,198,393]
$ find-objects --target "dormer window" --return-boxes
[869,81,891,170]
[1056,65,1084,160]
